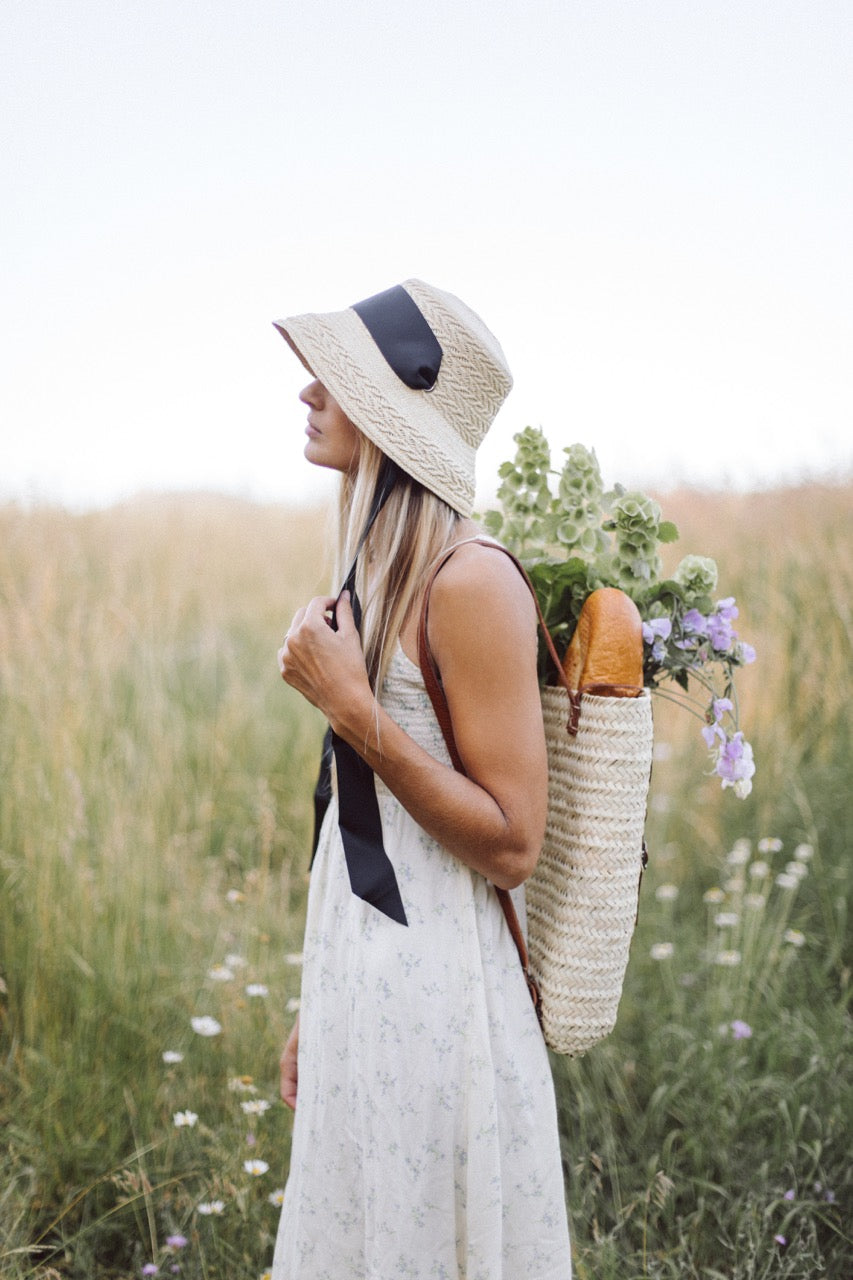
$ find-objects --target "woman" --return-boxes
[271,280,572,1278]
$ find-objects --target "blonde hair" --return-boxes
[335,434,461,693]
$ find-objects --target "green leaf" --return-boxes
[658,520,680,544]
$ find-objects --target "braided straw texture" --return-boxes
[405,279,512,447]
[526,688,653,1056]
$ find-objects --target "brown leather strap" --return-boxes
[416,538,545,1013]
[566,681,645,732]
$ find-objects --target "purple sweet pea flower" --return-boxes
[682,608,707,634]
[715,597,739,620]
[642,617,672,664]
[713,731,755,797]
[702,697,734,748]
[715,734,744,780]
[707,612,736,652]
[736,640,757,665]
[643,618,672,644]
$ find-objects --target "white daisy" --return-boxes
[197,1200,225,1215]
[173,1110,198,1128]
[191,1016,222,1037]
[208,964,235,982]
[241,1099,272,1116]
[228,1076,258,1094]
[650,942,674,960]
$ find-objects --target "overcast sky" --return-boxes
[2,0,851,510]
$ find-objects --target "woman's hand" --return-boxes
[277,592,373,724]
[279,1016,299,1111]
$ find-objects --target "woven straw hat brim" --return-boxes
[274,308,477,516]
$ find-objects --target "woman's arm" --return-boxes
[278,544,547,889]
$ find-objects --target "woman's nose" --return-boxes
[299,379,323,407]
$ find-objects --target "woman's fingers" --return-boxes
[279,1043,298,1110]
[276,594,370,717]
[277,600,330,677]
[279,1019,299,1110]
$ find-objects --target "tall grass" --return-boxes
[1,484,850,1278]
[0,497,326,1277]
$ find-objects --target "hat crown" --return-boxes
[401,279,512,449]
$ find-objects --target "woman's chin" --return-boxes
[303,440,328,468]
[303,440,358,474]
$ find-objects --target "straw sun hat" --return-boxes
[273,278,512,516]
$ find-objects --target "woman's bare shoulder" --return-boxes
[431,539,530,608]
[427,539,536,659]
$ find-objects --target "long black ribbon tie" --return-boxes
[310,458,408,926]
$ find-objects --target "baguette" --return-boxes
[562,587,644,697]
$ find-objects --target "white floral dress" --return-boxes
[272,646,572,1280]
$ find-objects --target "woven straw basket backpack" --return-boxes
[419,539,654,1057]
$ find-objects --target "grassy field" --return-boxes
[0,482,850,1278]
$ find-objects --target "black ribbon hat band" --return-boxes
[352,285,443,391]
